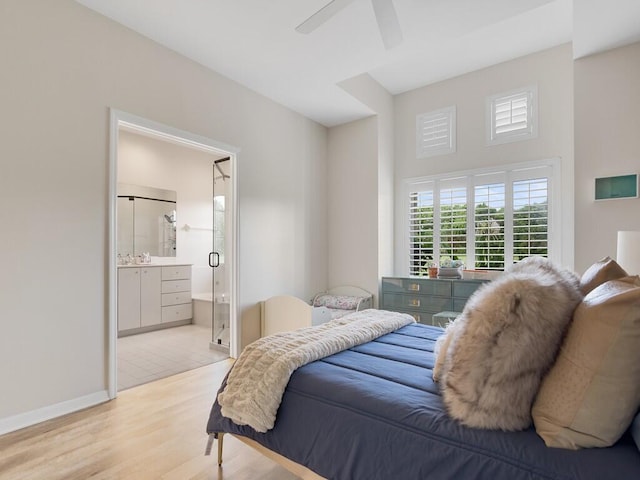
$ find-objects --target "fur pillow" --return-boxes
[433,257,582,431]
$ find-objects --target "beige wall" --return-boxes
[327,117,379,299]
[574,41,640,273]
[393,44,575,273]
[333,74,395,304]
[0,0,327,430]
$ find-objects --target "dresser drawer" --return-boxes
[381,277,452,297]
[382,293,452,313]
[162,303,193,322]
[161,279,191,294]
[452,281,484,300]
[453,298,470,312]
[161,265,191,281]
[162,291,192,306]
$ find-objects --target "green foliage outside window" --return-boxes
[409,201,548,275]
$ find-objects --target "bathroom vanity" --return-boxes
[117,263,192,336]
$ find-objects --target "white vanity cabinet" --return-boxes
[160,265,193,323]
[118,267,143,332]
[140,267,162,327]
[117,266,161,332]
[117,264,191,336]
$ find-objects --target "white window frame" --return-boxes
[416,106,456,158]
[486,86,538,146]
[402,158,561,276]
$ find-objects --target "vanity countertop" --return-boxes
[117,259,193,268]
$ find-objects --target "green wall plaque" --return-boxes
[595,174,638,200]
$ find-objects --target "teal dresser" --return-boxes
[380,277,488,327]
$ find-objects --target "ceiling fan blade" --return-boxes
[296,0,357,34]
[371,0,403,49]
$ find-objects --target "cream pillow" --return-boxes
[532,276,640,449]
[579,256,627,295]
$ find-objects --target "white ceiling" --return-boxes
[76,0,640,127]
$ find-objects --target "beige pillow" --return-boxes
[532,276,640,449]
[579,256,627,295]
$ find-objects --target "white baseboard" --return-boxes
[0,390,110,436]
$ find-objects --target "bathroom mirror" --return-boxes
[117,183,177,257]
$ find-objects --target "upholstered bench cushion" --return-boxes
[313,294,365,310]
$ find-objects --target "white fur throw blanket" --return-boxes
[218,309,414,432]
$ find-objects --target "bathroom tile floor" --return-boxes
[118,324,229,391]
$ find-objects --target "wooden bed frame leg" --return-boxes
[217,432,225,466]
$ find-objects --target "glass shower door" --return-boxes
[210,158,230,348]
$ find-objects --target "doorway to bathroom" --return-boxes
[108,109,239,397]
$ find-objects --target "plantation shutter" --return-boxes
[416,106,456,158]
[474,182,506,270]
[512,177,549,260]
[439,181,466,264]
[487,86,537,145]
[409,187,435,275]
[495,92,529,135]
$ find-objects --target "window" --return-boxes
[416,106,456,158]
[406,160,558,276]
[439,182,467,263]
[487,86,537,145]
[408,189,434,275]
[474,182,506,270]
[513,178,549,260]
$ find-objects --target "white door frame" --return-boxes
[108,108,240,399]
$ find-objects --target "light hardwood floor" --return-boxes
[0,360,299,480]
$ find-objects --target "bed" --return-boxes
[260,286,373,336]
[206,320,640,480]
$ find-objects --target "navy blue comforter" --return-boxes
[207,323,640,480]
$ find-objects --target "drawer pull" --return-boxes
[408,283,420,292]
[409,299,421,307]
[412,314,421,322]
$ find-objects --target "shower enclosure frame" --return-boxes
[210,156,231,350]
